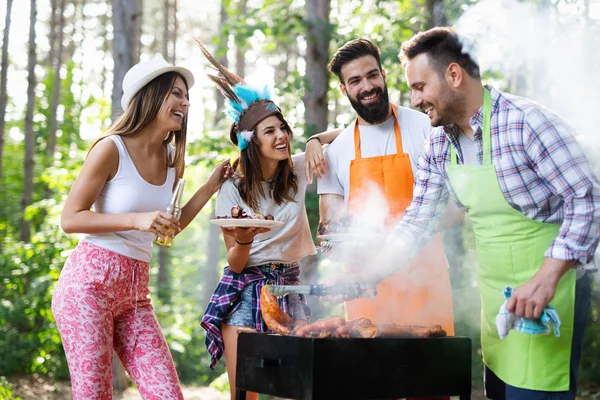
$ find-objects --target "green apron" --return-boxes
[447,89,576,391]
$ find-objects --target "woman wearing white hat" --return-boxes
[51,58,232,400]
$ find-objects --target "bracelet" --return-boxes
[236,239,254,246]
[306,136,322,145]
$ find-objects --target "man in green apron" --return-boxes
[358,27,597,400]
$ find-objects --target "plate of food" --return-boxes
[211,206,283,229]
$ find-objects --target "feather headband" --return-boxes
[197,40,285,150]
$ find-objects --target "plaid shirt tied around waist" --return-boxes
[391,86,600,269]
[201,263,304,369]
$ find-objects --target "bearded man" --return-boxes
[307,39,456,344]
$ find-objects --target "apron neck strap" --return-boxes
[450,88,492,166]
[354,105,402,160]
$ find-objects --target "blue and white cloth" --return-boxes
[495,286,561,340]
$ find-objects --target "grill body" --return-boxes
[236,332,472,400]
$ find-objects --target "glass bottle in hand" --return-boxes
[154,178,186,247]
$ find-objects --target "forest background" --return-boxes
[0,0,599,398]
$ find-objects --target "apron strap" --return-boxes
[449,88,492,166]
[482,88,492,165]
[354,105,402,160]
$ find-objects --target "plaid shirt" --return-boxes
[201,263,303,370]
[390,87,600,267]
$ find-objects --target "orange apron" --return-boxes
[346,106,454,335]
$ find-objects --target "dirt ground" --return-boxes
[4,374,487,400]
[5,375,595,400]
[5,375,227,400]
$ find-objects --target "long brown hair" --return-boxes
[229,114,298,211]
[89,71,189,188]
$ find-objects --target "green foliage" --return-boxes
[0,213,74,379]
[0,376,22,400]
[207,371,229,394]
[0,60,91,380]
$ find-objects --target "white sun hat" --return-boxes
[120,58,195,111]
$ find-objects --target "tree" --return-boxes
[0,0,13,185]
[235,0,247,78]
[21,0,37,243]
[199,0,231,306]
[46,0,66,172]
[426,0,447,28]
[163,0,171,62]
[214,0,228,125]
[111,0,142,119]
[156,0,177,303]
[111,0,142,389]
[303,0,330,137]
[46,0,58,67]
[302,0,330,312]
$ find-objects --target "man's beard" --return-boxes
[349,85,391,125]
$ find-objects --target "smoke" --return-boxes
[455,0,600,286]
[455,0,600,155]
[320,184,450,325]
[321,0,600,326]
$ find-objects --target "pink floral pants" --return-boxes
[51,242,183,400]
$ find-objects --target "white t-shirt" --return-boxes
[318,106,432,202]
[83,135,176,262]
[215,153,316,267]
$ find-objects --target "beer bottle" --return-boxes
[154,178,186,247]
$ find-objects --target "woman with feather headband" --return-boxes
[198,43,341,399]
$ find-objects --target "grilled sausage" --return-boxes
[293,317,346,337]
[260,285,294,335]
[376,324,446,338]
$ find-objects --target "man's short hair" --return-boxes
[328,38,382,84]
[400,27,480,79]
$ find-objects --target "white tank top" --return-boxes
[83,135,176,262]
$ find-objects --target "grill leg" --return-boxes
[235,388,247,400]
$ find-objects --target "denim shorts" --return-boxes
[224,283,256,327]
[223,263,306,327]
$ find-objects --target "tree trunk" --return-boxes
[100,8,110,99]
[47,0,65,169]
[303,0,330,316]
[203,206,222,308]
[46,0,57,67]
[0,0,14,186]
[172,0,177,62]
[111,0,142,119]
[110,0,142,390]
[67,0,86,64]
[156,0,173,303]
[426,0,446,28]
[214,0,228,125]
[303,0,330,137]
[163,0,170,62]
[21,0,37,243]
[235,0,247,78]
[157,245,170,302]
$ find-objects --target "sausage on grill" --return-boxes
[376,324,446,338]
[260,285,294,335]
[293,317,346,337]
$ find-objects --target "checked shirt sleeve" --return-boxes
[525,108,600,265]
[387,135,449,253]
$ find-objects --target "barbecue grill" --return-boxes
[235,332,472,400]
